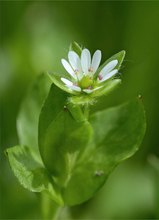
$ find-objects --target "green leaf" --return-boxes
[95,50,126,78]
[62,98,146,205]
[38,84,68,141]
[17,73,52,150]
[90,98,146,162]
[6,145,63,205]
[38,85,92,186]
[69,41,82,56]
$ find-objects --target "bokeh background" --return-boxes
[1,1,159,219]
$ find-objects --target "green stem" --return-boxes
[41,193,62,220]
[67,102,86,122]
[51,206,62,220]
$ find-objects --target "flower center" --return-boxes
[79,76,93,89]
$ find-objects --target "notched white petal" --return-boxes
[66,85,81,92]
[100,59,118,78]
[61,77,73,86]
[93,86,103,91]
[99,69,118,83]
[83,86,103,94]
[68,51,82,72]
[81,48,91,74]
[91,50,101,73]
[83,89,93,94]
[61,59,77,79]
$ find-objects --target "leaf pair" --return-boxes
[6,72,146,206]
[38,85,146,205]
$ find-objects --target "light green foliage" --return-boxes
[17,73,52,151]
[5,145,63,205]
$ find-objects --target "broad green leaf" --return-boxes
[17,73,52,150]
[6,145,63,205]
[90,99,146,162]
[61,98,146,205]
[95,50,126,78]
[38,85,93,186]
[38,84,68,140]
[69,41,82,56]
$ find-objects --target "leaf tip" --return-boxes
[69,41,82,56]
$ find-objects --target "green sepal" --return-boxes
[68,95,96,106]
[91,79,121,98]
[47,72,78,95]
[69,41,82,56]
[67,79,121,105]
[5,145,64,206]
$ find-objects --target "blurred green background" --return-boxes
[1,1,159,219]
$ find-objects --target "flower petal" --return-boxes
[91,50,101,73]
[83,89,93,94]
[68,51,82,72]
[100,60,118,78]
[93,86,103,91]
[99,69,118,83]
[81,48,91,74]
[61,77,73,86]
[61,59,77,79]
[66,85,81,92]
[83,86,103,94]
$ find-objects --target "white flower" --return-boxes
[61,48,118,94]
